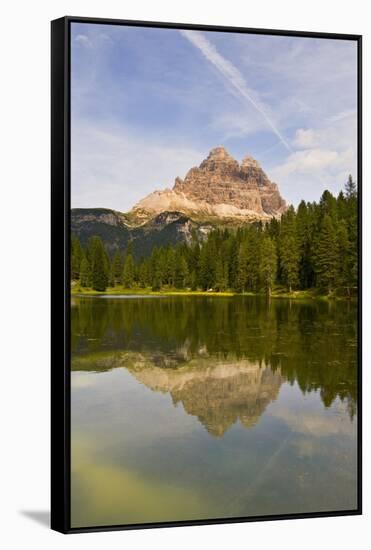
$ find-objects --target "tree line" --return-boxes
[71,176,358,296]
[72,295,357,417]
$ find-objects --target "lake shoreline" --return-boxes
[71,286,357,301]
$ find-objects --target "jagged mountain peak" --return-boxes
[71,147,288,255]
[241,155,261,169]
[209,145,230,156]
[72,146,287,250]
[199,146,239,171]
[191,147,262,172]
[131,147,287,223]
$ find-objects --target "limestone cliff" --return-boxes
[131,146,287,223]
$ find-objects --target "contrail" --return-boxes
[180,30,292,153]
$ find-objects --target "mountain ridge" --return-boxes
[130,146,286,224]
[71,147,288,255]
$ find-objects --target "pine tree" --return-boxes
[235,241,248,293]
[214,256,227,291]
[245,229,261,291]
[344,176,357,293]
[79,253,92,287]
[123,253,135,288]
[279,207,299,292]
[166,247,176,287]
[296,201,315,289]
[198,247,208,290]
[337,220,351,295]
[337,190,347,221]
[199,242,215,290]
[345,174,357,199]
[190,270,198,291]
[104,250,111,284]
[228,236,239,290]
[188,243,200,287]
[175,255,189,288]
[111,251,123,286]
[108,265,115,287]
[150,247,165,290]
[91,237,108,291]
[71,235,82,280]
[138,259,148,288]
[260,235,277,295]
[314,214,339,293]
[319,190,338,222]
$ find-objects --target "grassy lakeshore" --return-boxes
[71,284,235,298]
[71,283,355,300]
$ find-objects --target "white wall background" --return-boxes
[0,0,369,547]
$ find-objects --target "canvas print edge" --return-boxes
[51,15,362,534]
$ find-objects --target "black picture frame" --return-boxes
[51,15,362,534]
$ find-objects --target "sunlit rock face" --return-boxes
[131,146,287,223]
[71,147,288,254]
[124,353,285,436]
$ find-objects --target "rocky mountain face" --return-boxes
[131,146,286,223]
[71,147,287,255]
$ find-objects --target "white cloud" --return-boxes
[268,107,357,205]
[209,109,266,140]
[269,146,355,205]
[273,401,356,438]
[71,26,357,208]
[273,149,340,178]
[292,111,357,151]
[293,128,317,149]
[74,34,92,48]
[179,30,292,152]
[328,109,357,122]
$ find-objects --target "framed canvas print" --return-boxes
[51,16,362,533]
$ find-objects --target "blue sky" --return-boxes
[71,23,357,210]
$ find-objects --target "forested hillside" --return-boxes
[71,177,358,296]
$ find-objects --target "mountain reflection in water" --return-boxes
[71,295,357,425]
[71,295,358,527]
[76,349,284,435]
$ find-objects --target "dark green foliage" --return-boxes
[71,296,357,416]
[175,253,189,289]
[71,179,358,295]
[111,251,123,285]
[138,259,149,288]
[345,174,357,199]
[235,241,248,293]
[314,214,339,292]
[296,201,315,289]
[123,253,135,288]
[245,227,262,291]
[166,248,176,287]
[90,237,109,291]
[214,257,228,291]
[71,208,202,259]
[279,206,299,292]
[260,235,277,295]
[79,253,91,287]
[337,220,352,295]
[71,234,82,280]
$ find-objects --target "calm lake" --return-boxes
[71,295,358,528]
